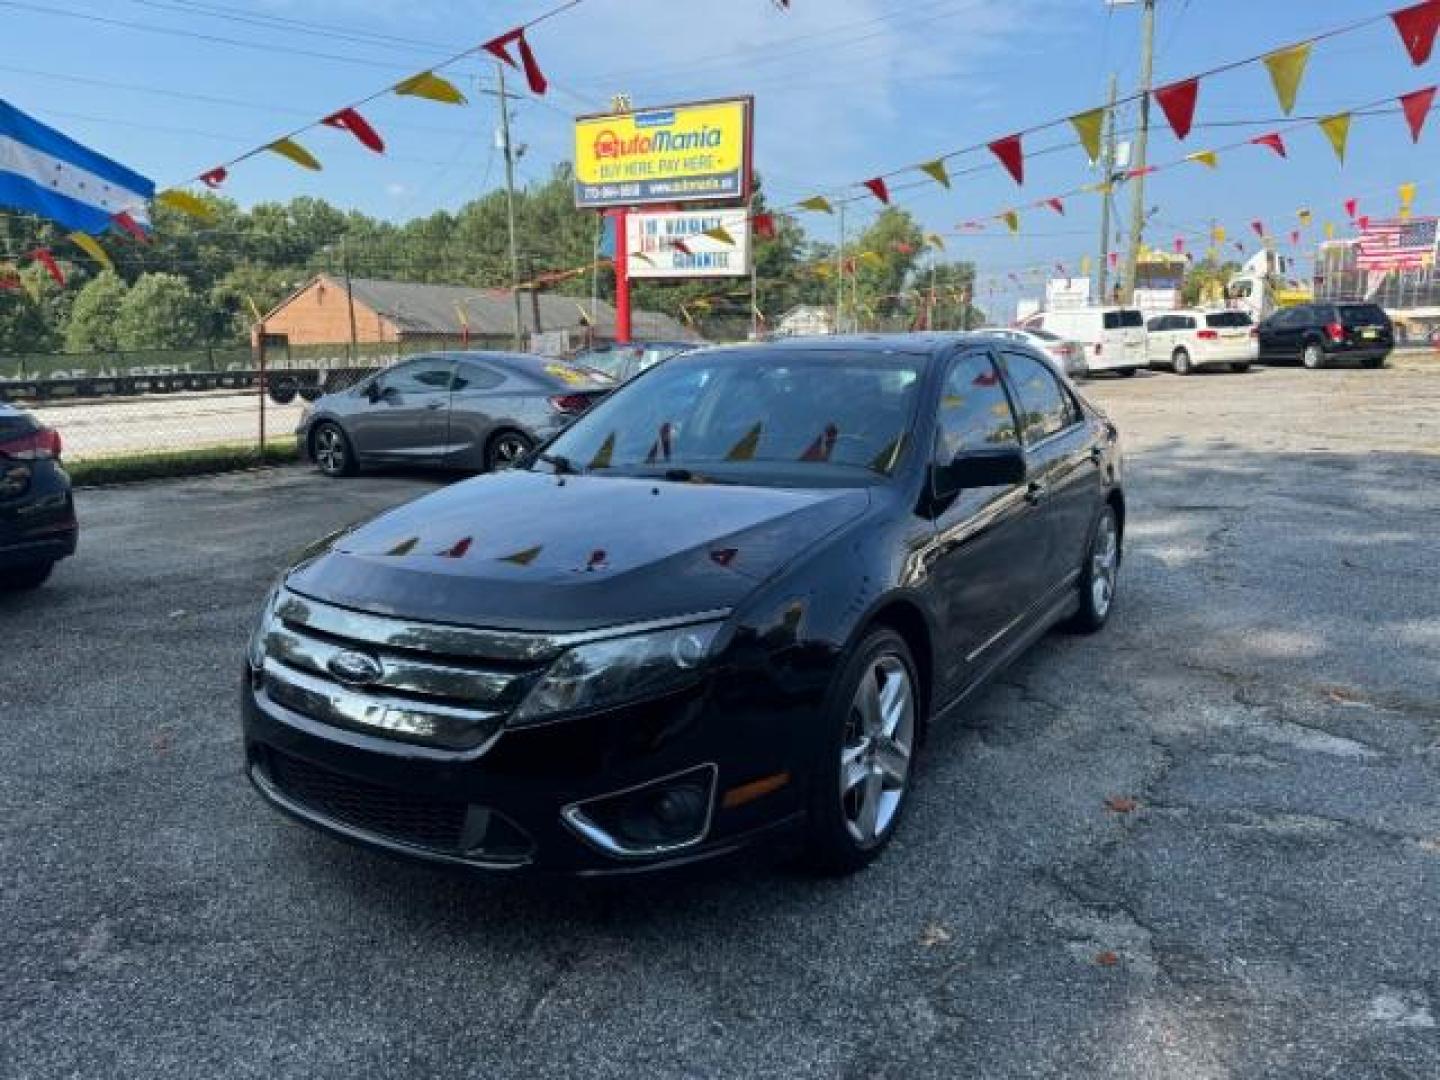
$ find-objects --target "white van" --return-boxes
[1021,307,1148,376]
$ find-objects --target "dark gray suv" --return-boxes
[1,403,77,590]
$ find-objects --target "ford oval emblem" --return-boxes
[327,650,384,687]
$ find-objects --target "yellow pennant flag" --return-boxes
[859,250,884,267]
[813,262,832,278]
[1318,113,1352,164]
[394,71,467,105]
[1212,225,1227,244]
[1324,222,1336,239]
[1263,42,1312,115]
[1186,150,1219,169]
[68,232,113,271]
[799,195,833,214]
[1083,180,1114,195]
[925,232,945,251]
[1080,255,1093,276]
[918,159,950,188]
[156,189,215,220]
[1298,208,1313,227]
[1001,210,1019,234]
[703,226,736,246]
[267,138,322,171]
[1400,182,1417,218]
[1069,107,1106,164]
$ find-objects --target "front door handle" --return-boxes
[1025,481,1048,506]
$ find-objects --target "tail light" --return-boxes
[1326,322,1345,343]
[0,426,62,460]
[1196,329,1218,340]
[549,393,595,415]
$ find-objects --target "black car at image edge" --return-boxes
[0,403,77,590]
[242,334,1125,876]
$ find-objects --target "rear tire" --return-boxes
[803,628,920,876]
[1065,504,1120,635]
[1172,348,1194,376]
[0,562,54,591]
[1230,362,1251,373]
[485,430,533,471]
[1116,367,1139,378]
[310,421,358,478]
[1362,356,1386,370]
[1302,342,1326,370]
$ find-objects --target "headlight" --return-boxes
[511,621,724,725]
[247,582,283,672]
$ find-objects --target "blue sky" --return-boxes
[3,0,1434,309]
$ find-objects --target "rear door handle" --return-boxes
[1025,481,1048,506]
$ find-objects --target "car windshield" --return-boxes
[1103,310,1145,329]
[537,347,925,486]
[1205,311,1252,328]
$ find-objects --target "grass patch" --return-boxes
[69,442,300,486]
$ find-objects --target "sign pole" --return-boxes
[613,207,632,344]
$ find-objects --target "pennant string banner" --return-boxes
[1400,85,1437,142]
[394,71,467,105]
[1263,42,1312,115]
[1069,108,1106,164]
[322,108,385,154]
[1154,78,1200,140]
[1318,113,1352,163]
[267,138,322,171]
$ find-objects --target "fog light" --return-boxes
[561,764,716,858]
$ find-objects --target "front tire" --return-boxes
[1172,348,1194,375]
[1302,342,1326,370]
[310,421,358,478]
[0,562,54,591]
[1362,355,1386,370]
[1230,362,1251,373]
[1117,367,1139,378]
[485,430,533,471]
[804,628,919,876]
[1065,504,1120,634]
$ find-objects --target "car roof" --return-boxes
[427,350,611,386]
[692,332,1026,360]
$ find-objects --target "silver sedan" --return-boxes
[297,352,611,477]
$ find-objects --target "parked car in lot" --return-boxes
[298,351,611,477]
[245,333,1125,876]
[1257,302,1394,369]
[570,340,698,383]
[1145,309,1258,374]
[986,327,1086,376]
[0,403,76,590]
[1021,307,1147,376]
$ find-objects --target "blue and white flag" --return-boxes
[0,97,153,235]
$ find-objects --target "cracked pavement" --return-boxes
[1,364,1437,1078]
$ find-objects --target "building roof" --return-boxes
[266,274,695,341]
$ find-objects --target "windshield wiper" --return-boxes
[535,452,577,475]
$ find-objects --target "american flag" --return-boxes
[1355,216,1438,270]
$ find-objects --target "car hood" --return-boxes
[284,470,870,633]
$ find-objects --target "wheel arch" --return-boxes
[857,596,935,731]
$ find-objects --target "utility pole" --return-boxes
[1123,0,1157,305]
[1097,73,1119,304]
[341,236,359,364]
[749,193,760,340]
[835,202,847,334]
[495,63,524,350]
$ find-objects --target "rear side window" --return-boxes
[1340,304,1388,325]
[1205,312,1252,328]
[1103,310,1144,330]
[452,362,505,392]
[935,353,1018,460]
[1000,351,1077,443]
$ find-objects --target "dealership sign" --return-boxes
[574,98,753,209]
[626,210,752,278]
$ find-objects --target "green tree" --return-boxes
[114,273,206,349]
[1181,258,1242,307]
[851,208,924,328]
[64,271,128,352]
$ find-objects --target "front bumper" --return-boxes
[242,672,809,875]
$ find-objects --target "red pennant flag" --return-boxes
[27,248,64,286]
[988,134,1024,185]
[323,107,385,153]
[483,27,548,95]
[1251,132,1288,157]
[111,210,150,243]
[1358,215,1371,231]
[1345,198,1359,219]
[1125,166,1158,179]
[1400,86,1437,142]
[1108,251,1119,269]
[1154,77,1200,140]
[752,213,776,239]
[1251,220,1266,238]
[862,177,890,204]
[672,240,693,256]
[1392,0,1440,65]
[199,166,227,189]
[1290,229,1301,246]
[1045,197,1065,215]
[1173,237,1185,254]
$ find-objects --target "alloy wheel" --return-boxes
[1091,509,1119,618]
[314,426,346,475]
[839,655,915,847]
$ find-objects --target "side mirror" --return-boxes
[934,446,1026,498]
[364,381,384,403]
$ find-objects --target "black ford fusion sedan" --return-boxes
[243,334,1125,876]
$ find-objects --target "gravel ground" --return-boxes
[2,363,1437,1079]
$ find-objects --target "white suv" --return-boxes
[1146,309,1258,375]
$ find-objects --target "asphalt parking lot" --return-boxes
[3,363,1437,1079]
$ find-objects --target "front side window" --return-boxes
[1000,351,1076,443]
[934,352,1018,461]
[541,349,926,485]
[377,358,454,395]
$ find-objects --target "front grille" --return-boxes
[267,750,469,852]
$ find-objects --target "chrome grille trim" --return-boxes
[276,589,730,663]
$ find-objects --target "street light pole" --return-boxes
[1123,0,1157,305]
[496,62,524,350]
